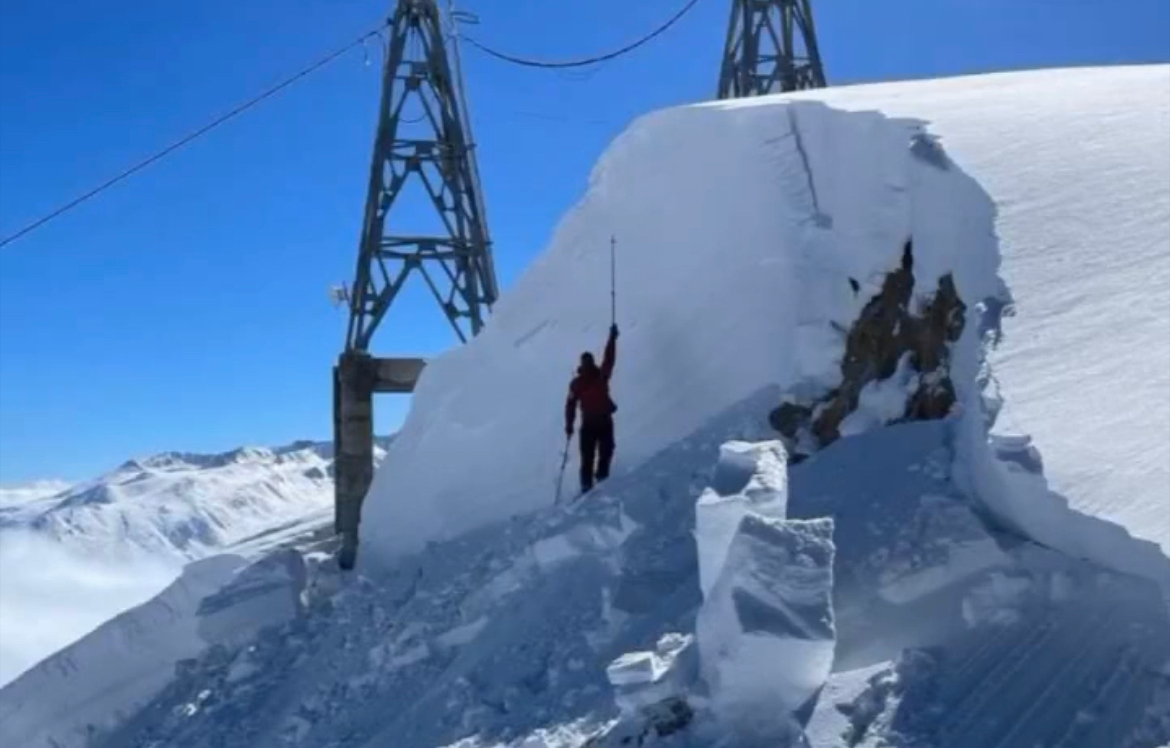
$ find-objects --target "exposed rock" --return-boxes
[769,238,966,457]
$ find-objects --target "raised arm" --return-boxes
[601,324,618,379]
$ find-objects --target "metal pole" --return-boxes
[610,235,617,326]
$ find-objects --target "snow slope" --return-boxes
[7,65,1169,748]
[1,548,307,748]
[365,64,1170,589]
[0,439,388,686]
[60,412,1170,748]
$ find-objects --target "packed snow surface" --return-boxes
[366,63,1170,589]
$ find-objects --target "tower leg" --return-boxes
[332,354,425,570]
[335,352,376,570]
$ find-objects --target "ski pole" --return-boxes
[555,434,570,505]
[613,235,622,325]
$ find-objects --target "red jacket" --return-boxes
[566,331,617,431]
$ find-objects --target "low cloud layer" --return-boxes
[0,530,179,686]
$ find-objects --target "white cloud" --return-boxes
[0,530,179,686]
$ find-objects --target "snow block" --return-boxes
[695,441,789,598]
[696,513,836,725]
[196,549,307,646]
[606,632,697,717]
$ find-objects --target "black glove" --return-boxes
[610,323,619,338]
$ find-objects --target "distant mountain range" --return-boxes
[0,437,394,563]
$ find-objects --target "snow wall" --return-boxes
[363,97,1001,553]
[364,65,1170,588]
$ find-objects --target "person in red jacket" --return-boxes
[565,324,619,494]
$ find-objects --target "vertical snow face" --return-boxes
[695,441,789,598]
[696,514,836,726]
[362,96,1004,563]
[781,65,1170,584]
[693,440,835,731]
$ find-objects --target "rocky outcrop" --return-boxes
[770,238,966,459]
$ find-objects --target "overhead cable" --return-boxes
[0,21,389,250]
[461,0,703,70]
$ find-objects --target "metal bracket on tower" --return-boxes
[334,0,496,570]
[717,0,826,98]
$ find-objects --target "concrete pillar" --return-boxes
[335,352,376,571]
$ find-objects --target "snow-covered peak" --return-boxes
[4,437,391,563]
[111,439,354,475]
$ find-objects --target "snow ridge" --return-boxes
[1,437,392,562]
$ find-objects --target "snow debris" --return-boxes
[960,571,1034,628]
[605,632,696,717]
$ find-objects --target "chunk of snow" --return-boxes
[695,441,789,598]
[531,510,637,572]
[961,571,1034,628]
[434,617,489,650]
[195,549,306,646]
[606,633,696,716]
[696,513,836,725]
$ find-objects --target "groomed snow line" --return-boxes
[362,64,1170,590]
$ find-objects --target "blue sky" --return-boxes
[1,0,1167,483]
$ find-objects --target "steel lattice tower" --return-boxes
[334,0,497,569]
[717,0,826,98]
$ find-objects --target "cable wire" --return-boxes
[0,21,389,250]
[462,0,703,70]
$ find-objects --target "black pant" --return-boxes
[579,416,615,493]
